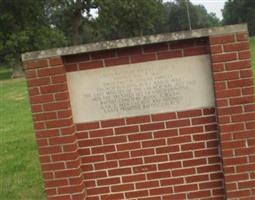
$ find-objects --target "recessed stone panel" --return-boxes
[67,55,215,123]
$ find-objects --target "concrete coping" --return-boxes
[22,24,248,61]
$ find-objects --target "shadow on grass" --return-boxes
[0,67,12,80]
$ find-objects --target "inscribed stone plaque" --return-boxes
[67,55,215,123]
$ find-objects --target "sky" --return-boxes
[190,0,227,19]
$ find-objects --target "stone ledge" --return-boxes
[22,24,247,61]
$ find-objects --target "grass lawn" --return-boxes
[251,37,255,72]
[0,38,254,200]
[0,68,45,200]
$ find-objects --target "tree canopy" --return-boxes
[222,0,255,36]
[0,0,221,77]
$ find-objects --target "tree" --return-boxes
[94,0,165,40]
[0,0,67,77]
[222,0,255,35]
[162,0,220,33]
[47,0,97,45]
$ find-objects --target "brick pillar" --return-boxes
[23,57,86,200]
[209,32,255,199]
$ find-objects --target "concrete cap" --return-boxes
[22,24,248,61]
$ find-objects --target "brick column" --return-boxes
[23,57,86,200]
[209,32,255,199]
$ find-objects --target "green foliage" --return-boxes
[0,75,45,200]
[251,37,255,74]
[0,0,67,67]
[93,0,165,40]
[222,0,255,35]
[163,0,220,33]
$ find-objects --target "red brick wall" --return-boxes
[76,108,224,200]
[209,32,255,199]
[22,31,255,200]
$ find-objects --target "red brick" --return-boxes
[151,112,176,121]
[105,56,129,66]
[177,109,202,118]
[46,119,72,128]
[101,118,125,127]
[239,50,251,59]
[101,193,125,200]
[28,77,51,87]
[142,139,165,148]
[210,45,223,54]
[140,122,164,131]
[84,171,107,179]
[167,135,191,145]
[130,53,156,63]
[158,161,181,170]
[126,115,150,124]
[230,96,254,105]
[79,60,103,70]
[144,155,168,163]
[170,152,193,160]
[174,184,198,192]
[43,101,69,111]
[122,174,146,183]
[188,190,211,199]
[92,145,115,154]
[136,180,159,189]
[179,126,203,135]
[157,50,182,59]
[91,50,116,59]
[224,42,249,52]
[65,63,78,72]
[125,190,149,198]
[87,187,109,196]
[94,161,118,170]
[103,135,127,145]
[38,66,65,77]
[153,129,178,138]
[30,94,54,104]
[147,171,171,180]
[106,151,129,160]
[166,119,190,128]
[214,71,239,81]
[220,123,244,133]
[128,132,152,141]
[150,186,173,195]
[183,46,209,56]
[156,145,179,154]
[89,128,114,138]
[210,35,235,44]
[160,177,184,186]
[76,122,99,130]
[143,43,168,53]
[49,57,63,66]
[183,158,207,167]
[97,177,120,186]
[186,174,209,183]
[119,157,143,167]
[212,53,237,63]
[236,32,249,41]
[115,125,139,134]
[111,184,134,192]
[133,164,157,173]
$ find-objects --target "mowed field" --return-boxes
[0,38,255,200]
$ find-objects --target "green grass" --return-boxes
[251,37,255,73]
[0,69,45,200]
[0,38,254,200]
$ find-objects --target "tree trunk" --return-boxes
[71,0,82,45]
[11,54,24,78]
